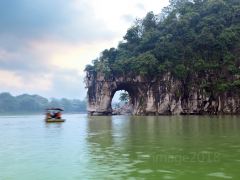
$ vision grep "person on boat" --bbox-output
[46,112,52,119]
[51,111,56,118]
[55,111,62,119]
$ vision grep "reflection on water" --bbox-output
[45,122,64,128]
[0,114,240,179]
[85,116,240,179]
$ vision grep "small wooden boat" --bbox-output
[45,108,65,123]
[45,118,65,123]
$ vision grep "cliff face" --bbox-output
[85,71,240,115]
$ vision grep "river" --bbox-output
[0,114,240,179]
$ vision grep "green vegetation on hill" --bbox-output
[86,0,240,95]
[0,92,86,114]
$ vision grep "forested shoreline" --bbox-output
[0,92,86,114]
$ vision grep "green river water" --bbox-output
[0,114,240,179]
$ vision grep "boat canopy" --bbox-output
[46,108,64,111]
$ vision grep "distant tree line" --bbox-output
[0,92,86,114]
[86,0,240,95]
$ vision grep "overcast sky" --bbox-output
[0,0,169,100]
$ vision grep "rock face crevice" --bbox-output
[85,71,240,115]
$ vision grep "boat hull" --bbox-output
[45,118,65,122]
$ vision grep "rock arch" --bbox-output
[85,73,142,115]
[85,71,170,115]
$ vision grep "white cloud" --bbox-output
[0,70,52,93]
[0,0,169,99]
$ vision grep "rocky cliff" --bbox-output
[85,71,240,115]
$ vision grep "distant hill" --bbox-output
[0,92,86,114]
